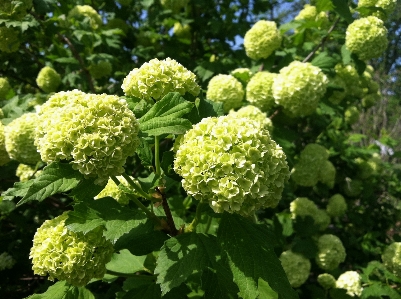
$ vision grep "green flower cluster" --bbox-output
[5,112,41,165]
[95,176,137,205]
[0,77,10,99]
[0,122,10,166]
[316,234,346,271]
[36,66,61,93]
[35,90,140,184]
[68,5,102,29]
[0,0,32,20]
[328,76,347,104]
[326,194,347,218]
[161,0,189,13]
[290,197,330,231]
[0,26,20,53]
[382,242,401,277]
[317,273,336,290]
[279,250,311,288]
[174,115,289,216]
[357,0,397,20]
[243,20,282,60]
[206,74,244,112]
[0,252,15,271]
[228,105,273,131]
[295,4,328,25]
[89,60,112,79]
[16,163,42,182]
[344,106,360,125]
[173,22,191,39]
[30,212,114,286]
[122,58,200,101]
[273,61,328,117]
[230,68,253,84]
[362,92,380,108]
[354,157,378,179]
[291,143,335,187]
[246,71,277,112]
[345,16,388,61]
[336,271,363,297]
[334,64,365,98]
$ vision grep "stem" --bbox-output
[120,173,153,201]
[106,270,156,279]
[154,135,161,177]
[204,216,212,234]
[185,202,204,233]
[156,187,178,236]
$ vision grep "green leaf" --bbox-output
[362,283,401,299]
[106,249,147,274]
[311,52,337,72]
[154,232,218,295]
[33,0,57,14]
[217,213,298,299]
[258,278,278,299]
[346,134,367,143]
[139,92,194,136]
[186,96,224,125]
[331,0,354,23]
[68,177,105,202]
[54,57,79,64]
[65,196,147,242]
[1,180,34,201]
[16,162,83,206]
[26,281,94,299]
[341,44,352,65]
[122,281,190,299]
[136,138,154,167]
[316,0,335,12]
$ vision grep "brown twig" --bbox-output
[156,187,178,236]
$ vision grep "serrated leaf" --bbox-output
[362,283,401,299]
[106,249,147,274]
[316,0,335,12]
[311,52,337,72]
[17,162,83,206]
[139,93,194,136]
[68,177,105,202]
[26,281,94,299]
[1,180,34,201]
[331,0,354,23]
[186,96,224,125]
[154,232,218,295]
[136,138,154,167]
[217,213,298,299]
[258,278,278,299]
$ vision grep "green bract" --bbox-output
[206,74,244,112]
[382,242,401,277]
[0,122,10,166]
[326,194,347,218]
[317,273,336,290]
[228,105,273,131]
[0,77,10,99]
[0,0,32,20]
[68,5,102,29]
[95,176,137,205]
[345,16,388,61]
[35,90,140,184]
[5,112,41,165]
[279,250,311,288]
[161,0,189,13]
[36,66,61,93]
[273,61,328,117]
[230,68,253,84]
[122,58,200,101]
[173,116,289,216]
[16,163,42,182]
[246,71,277,112]
[29,212,114,287]
[336,271,363,297]
[316,234,346,271]
[89,60,112,79]
[243,20,282,60]
[0,26,20,53]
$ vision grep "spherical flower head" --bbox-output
[357,0,397,20]
[16,163,42,182]
[68,5,102,29]
[336,271,363,297]
[326,194,347,218]
[382,242,401,277]
[230,68,253,84]
[174,116,290,216]
[344,106,360,125]
[0,26,20,53]
[228,105,273,131]
[36,66,61,93]
[316,234,346,271]
[362,92,380,108]
[35,90,140,184]
[0,0,32,20]
[0,122,10,166]
[295,4,318,21]
[89,60,112,79]
[161,0,189,13]
[342,178,363,197]
[290,197,319,220]
[279,250,311,288]
[5,113,41,165]
[355,157,377,179]
[315,209,331,231]
[243,20,282,60]
[334,64,364,98]
[122,58,200,101]
[206,74,244,113]
[0,252,16,271]
[318,160,336,188]
[246,71,277,112]
[273,61,328,117]
[29,212,114,286]
[317,273,336,290]
[173,22,191,39]
[0,77,10,99]
[95,176,138,205]
[346,16,388,61]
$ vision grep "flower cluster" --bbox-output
[174,116,289,216]
[334,64,364,98]
[95,176,138,205]
[206,74,244,112]
[173,22,191,39]
[16,163,42,182]
[0,252,15,271]
[0,77,10,99]
[230,68,253,84]
[228,105,273,131]
[161,0,189,13]
[246,71,277,112]
[36,66,61,93]
[279,250,311,288]
[68,5,102,29]
[273,61,328,117]
[295,4,328,25]
[243,20,282,60]
[5,112,41,165]
[357,0,397,20]
[382,242,401,277]
[316,234,346,271]
[89,60,112,79]
[317,273,336,290]
[336,271,363,297]
[30,212,114,286]
[327,76,347,104]
[0,122,10,166]
[290,197,330,231]
[35,90,140,184]
[0,26,20,53]
[0,0,32,20]
[344,106,360,125]
[326,194,347,218]
[122,58,200,101]
[345,16,388,61]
